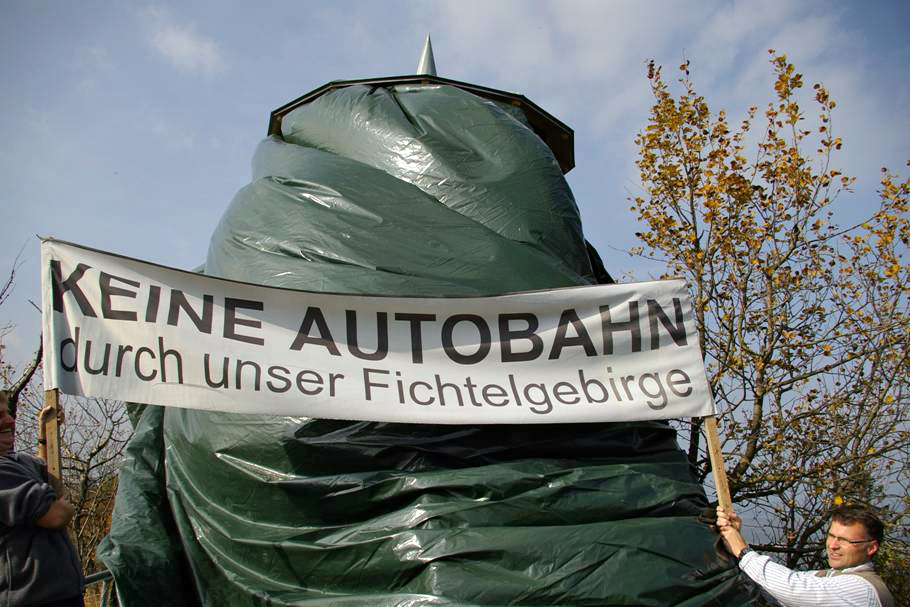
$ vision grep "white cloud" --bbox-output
[142,6,226,76]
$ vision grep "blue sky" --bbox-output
[2,0,908,369]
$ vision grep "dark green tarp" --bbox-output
[99,82,765,606]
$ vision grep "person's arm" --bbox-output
[738,551,880,607]
[0,456,73,530]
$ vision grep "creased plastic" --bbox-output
[99,83,769,605]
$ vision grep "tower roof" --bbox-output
[267,40,575,173]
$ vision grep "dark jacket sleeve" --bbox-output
[0,456,57,527]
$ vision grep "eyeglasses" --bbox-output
[826,532,875,545]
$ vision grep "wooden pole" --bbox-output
[703,415,733,511]
[43,389,62,485]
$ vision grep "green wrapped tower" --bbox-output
[99,39,765,606]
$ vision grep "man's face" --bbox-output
[826,520,878,569]
[0,398,15,455]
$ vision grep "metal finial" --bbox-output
[416,34,437,76]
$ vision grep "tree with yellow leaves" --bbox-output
[632,51,909,590]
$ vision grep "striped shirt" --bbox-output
[739,551,882,607]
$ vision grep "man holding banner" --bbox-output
[716,505,893,607]
[0,394,83,607]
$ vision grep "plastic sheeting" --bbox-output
[99,83,767,606]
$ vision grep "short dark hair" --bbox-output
[831,505,885,543]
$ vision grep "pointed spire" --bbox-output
[416,34,437,76]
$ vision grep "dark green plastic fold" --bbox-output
[99,82,767,606]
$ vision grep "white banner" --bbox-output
[41,239,715,424]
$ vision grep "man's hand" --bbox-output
[716,506,742,531]
[716,505,749,559]
[38,404,65,428]
[36,497,75,530]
